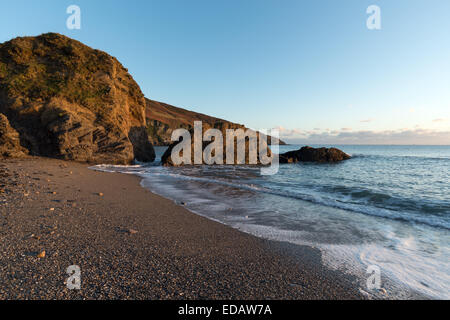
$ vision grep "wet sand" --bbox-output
[0,157,364,300]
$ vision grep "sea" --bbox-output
[93,145,450,299]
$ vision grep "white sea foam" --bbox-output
[91,145,450,299]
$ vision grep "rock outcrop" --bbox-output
[0,113,28,158]
[0,33,155,164]
[161,123,272,166]
[146,99,286,146]
[279,146,351,163]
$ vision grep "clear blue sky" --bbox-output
[1,0,449,144]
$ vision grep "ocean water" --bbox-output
[93,145,450,299]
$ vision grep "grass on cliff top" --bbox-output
[0,33,144,123]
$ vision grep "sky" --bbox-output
[0,0,449,144]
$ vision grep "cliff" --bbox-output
[0,33,155,164]
[145,99,286,146]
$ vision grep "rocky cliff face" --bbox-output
[146,99,286,146]
[161,122,273,166]
[0,33,155,164]
[0,113,28,158]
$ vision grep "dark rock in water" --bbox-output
[279,146,351,163]
[0,33,155,164]
[0,114,28,158]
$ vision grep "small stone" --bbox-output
[128,229,138,235]
[28,234,42,240]
[37,251,46,259]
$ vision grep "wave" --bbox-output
[317,185,449,215]
[120,168,450,231]
[349,154,450,161]
[91,156,450,300]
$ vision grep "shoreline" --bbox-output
[1,157,366,299]
[99,159,432,300]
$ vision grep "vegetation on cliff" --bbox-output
[0,33,154,164]
[146,99,286,146]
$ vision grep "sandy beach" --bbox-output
[0,157,365,300]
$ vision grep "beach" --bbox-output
[0,157,365,300]
[0,1,448,303]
